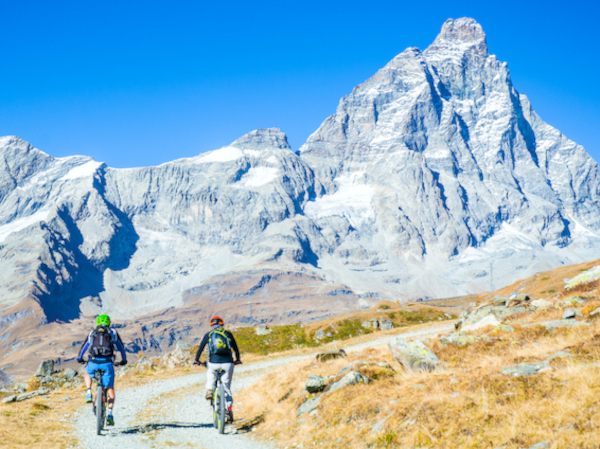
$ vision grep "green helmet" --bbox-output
[96,314,111,327]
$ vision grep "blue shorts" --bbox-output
[86,361,115,388]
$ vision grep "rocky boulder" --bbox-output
[34,360,54,378]
[305,375,328,393]
[296,395,321,416]
[388,338,442,372]
[329,371,369,393]
[255,325,272,336]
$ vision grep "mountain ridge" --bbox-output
[1,17,599,378]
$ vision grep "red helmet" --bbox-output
[210,316,224,326]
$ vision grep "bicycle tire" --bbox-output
[96,385,104,435]
[212,388,218,429]
[218,383,226,434]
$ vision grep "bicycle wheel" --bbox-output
[212,388,219,429]
[218,383,226,434]
[96,385,104,435]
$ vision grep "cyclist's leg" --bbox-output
[102,364,116,412]
[84,362,95,403]
[205,362,216,399]
[221,363,234,407]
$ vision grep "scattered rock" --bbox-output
[305,375,328,393]
[388,337,442,372]
[589,307,600,317]
[2,395,17,404]
[565,266,600,289]
[379,318,394,330]
[559,296,587,307]
[502,351,572,377]
[361,321,371,329]
[316,349,346,363]
[296,395,321,416]
[15,388,50,402]
[530,299,552,309]
[370,319,379,330]
[492,324,515,333]
[255,325,272,336]
[315,330,325,340]
[461,306,528,329]
[439,332,483,346]
[462,314,501,332]
[510,293,530,302]
[34,360,54,378]
[329,371,369,392]
[371,413,393,434]
[492,296,511,306]
[175,340,191,350]
[63,369,77,381]
[502,362,550,377]
[562,308,581,320]
[526,441,549,449]
[527,320,588,331]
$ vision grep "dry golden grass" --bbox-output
[0,389,79,448]
[235,286,600,449]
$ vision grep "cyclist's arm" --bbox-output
[77,332,92,361]
[228,332,241,363]
[113,330,128,363]
[194,334,209,363]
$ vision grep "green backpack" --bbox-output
[208,327,232,357]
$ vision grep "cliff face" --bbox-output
[1,18,599,376]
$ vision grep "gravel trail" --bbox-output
[74,323,452,448]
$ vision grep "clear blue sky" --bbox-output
[1,0,599,167]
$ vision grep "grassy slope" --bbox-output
[235,259,600,449]
[1,258,599,448]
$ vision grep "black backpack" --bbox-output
[89,326,114,358]
[208,327,232,357]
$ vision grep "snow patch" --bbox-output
[198,146,243,163]
[61,161,101,180]
[305,173,375,227]
[0,211,49,242]
[240,167,279,187]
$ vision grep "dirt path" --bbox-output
[74,324,452,448]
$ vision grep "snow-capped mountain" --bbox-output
[1,18,599,376]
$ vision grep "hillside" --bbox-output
[2,257,600,447]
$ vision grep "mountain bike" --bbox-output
[211,367,227,434]
[195,360,242,434]
[92,368,108,435]
[80,359,122,435]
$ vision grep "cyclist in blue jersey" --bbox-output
[77,314,127,426]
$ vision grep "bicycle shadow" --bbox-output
[120,421,213,435]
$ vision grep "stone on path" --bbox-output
[35,360,54,378]
[388,337,442,372]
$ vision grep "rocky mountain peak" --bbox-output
[230,127,291,152]
[426,17,488,56]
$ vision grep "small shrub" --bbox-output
[379,304,391,310]
[540,276,549,281]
